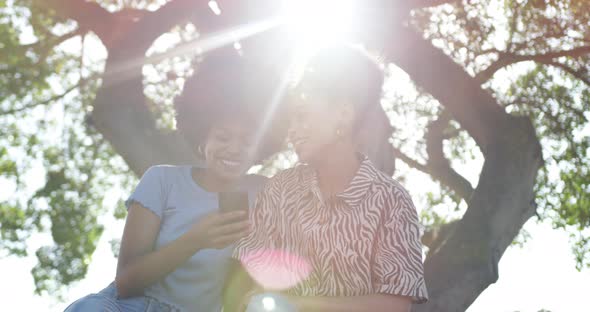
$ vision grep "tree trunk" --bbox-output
[89,50,197,176]
[415,117,542,311]
[380,26,544,312]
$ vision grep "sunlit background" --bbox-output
[0,0,589,311]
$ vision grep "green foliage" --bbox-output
[143,23,199,131]
[411,0,590,269]
[502,65,590,268]
[0,0,134,296]
[0,202,27,256]
[0,0,75,108]
[112,199,128,220]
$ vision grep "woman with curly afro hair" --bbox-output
[64,49,287,312]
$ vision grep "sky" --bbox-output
[2,1,589,311]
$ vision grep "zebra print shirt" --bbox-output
[233,157,428,303]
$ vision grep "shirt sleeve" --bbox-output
[373,186,429,303]
[125,166,166,219]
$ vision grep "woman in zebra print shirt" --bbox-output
[225,45,428,312]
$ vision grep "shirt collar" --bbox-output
[301,155,378,209]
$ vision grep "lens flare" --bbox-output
[262,296,276,311]
[240,249,312,290]
[281,0,357,46]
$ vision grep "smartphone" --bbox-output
[218,192,249,214]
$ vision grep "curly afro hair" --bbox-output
[175,48,288,163]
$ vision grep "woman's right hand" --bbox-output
[186,211,250,250]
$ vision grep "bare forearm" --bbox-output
[116,234,199,298]
[290,294,411,312]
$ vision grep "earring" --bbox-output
[196,145,204,157]
[335,128,342,138]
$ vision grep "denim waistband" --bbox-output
[101,282,182,312]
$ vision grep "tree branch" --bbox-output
[84,0,271,176]
[117,0,281,53]
[382,23,543,312]
[383,26,506,152]
[33,0,205,52]
[425,112,474,200]
[392,148,474,200]
[422,220,459,251]
[20,28,87,51]
[122,0,214,51]
[475,46,590,83]
[408,0,458,10]
[34,0,113,43]
[0,80,82,115]
[391,114,474,200]
[0,28,87,77]
[392,147,429,172]
[544,61,590,87]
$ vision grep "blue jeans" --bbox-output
[64,283,181,312]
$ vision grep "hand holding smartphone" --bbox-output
[219,192,249,214]
[187,192,250,250]
[213,191,250,245]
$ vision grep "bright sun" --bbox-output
[281,0,358,47]
[192,0,359,59]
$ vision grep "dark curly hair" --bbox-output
[175,48,288,163]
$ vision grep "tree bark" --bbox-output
[425,111,474,200]
[86,0,285,176]
[381,25,544,312]
[415,118,542,311]
[89,50,197,176]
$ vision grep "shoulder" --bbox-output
[241,167,304,194]
[244,173,269,185]
[254,164,309,199]
[367,166,416,212]
[375,171,412,197]
[242,174,270,194]
[139,164,186,184]
[267,164,308,189]
[142,164,184,173]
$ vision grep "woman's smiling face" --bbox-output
[202,117,257,182]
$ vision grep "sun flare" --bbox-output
[281,0,358,47]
